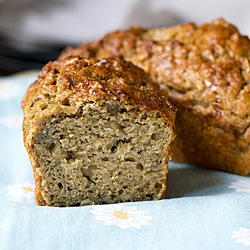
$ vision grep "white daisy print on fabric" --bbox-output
[0,81,21,101]
[5,182,34,201]
[229,180,250,194]
[232,227,250,246]
[91,204,153,229]
[1,115,23,128]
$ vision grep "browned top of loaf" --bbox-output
[60,19,250,135]
[22,57,176,124]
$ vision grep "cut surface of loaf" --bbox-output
[22,57,176,206]
[60,18,250,175]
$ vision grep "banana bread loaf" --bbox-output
[60,18,250,175]
[22,57,176,206]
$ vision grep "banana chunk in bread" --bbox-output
[22,57,176,206]
[60,19,250,175]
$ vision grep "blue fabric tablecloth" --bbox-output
[0,72,250,250]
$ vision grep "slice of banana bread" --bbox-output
[60,18,250,175]
[22,57,176,206]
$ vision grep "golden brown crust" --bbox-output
[172,106,250,175]
[60,27,146,60]
[22,57,175,124]
[60,18,250,175]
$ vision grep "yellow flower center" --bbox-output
[21,186,34,192]
[0,83,3,90]
[113,210,130,219]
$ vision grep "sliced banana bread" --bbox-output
[22,57,176,206]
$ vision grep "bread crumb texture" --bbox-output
[22,57,176,206]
